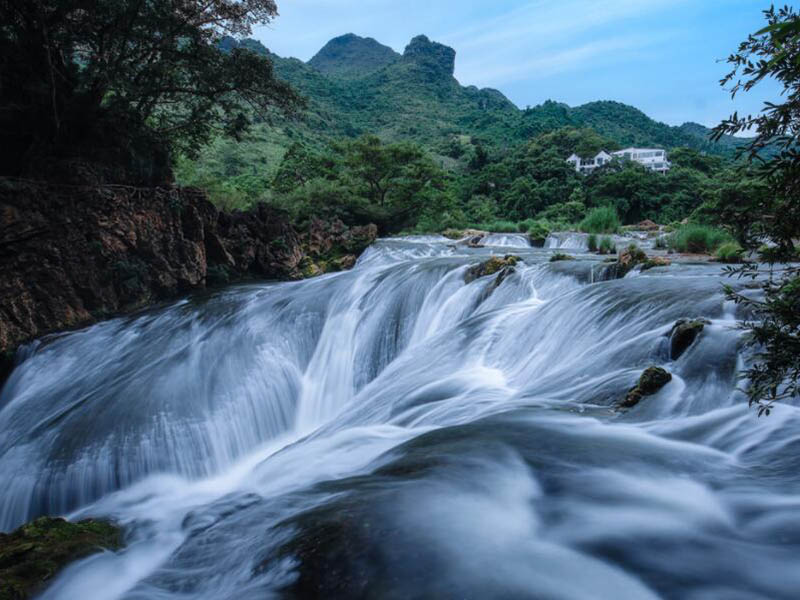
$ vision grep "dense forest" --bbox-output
[174,33,765,241]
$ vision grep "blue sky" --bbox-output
[253,0,781,129]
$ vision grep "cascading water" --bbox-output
[1,236,799,599]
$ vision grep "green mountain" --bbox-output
[238,33,742,154]
[182,34,746,208]
[308,33,399,78]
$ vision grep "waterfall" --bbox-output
[1,237,798,600]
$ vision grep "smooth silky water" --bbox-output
[1,235,798,599]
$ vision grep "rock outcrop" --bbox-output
[464,255,520,284]
[668,318,710,360]
[0,516,122,599]
[402,35,456,78]
[620,366,672,408]
[0,180,376,358]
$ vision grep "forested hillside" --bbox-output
[177,33,754,234]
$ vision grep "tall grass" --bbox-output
[587,233,598,252]
[579,206,621,234]
[670,224,732,253]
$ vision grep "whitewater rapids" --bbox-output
[0,236,798,599]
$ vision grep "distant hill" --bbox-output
[308,34,399,78]
[198,34,745,191]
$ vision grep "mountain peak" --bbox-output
[308,34,399,78]
[403,35,456,77]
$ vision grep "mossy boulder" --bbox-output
[549,253,575,262]
[620,366,672,408]
[668,318,710,360]
[0,516,123,599]
[464,255,520,284]
[641,256,672,271]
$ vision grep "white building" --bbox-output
[566,148,670,174]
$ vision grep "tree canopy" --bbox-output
[0,0,302,184]
[713,5,800,413]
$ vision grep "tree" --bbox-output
[0,0,303,184]
[712,6,800,413]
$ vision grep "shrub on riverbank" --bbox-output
[580,206,620,234]
[527,220,553,246]
[598,236,616,254]
[670,224,732,253]
[716,242,744,263]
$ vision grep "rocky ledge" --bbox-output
[0,516,122,599]
[0,180,377,366]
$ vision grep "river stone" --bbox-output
[0,516,123,599]
[620,366,672,408]
[464,255,520,284]
[669,318,710,360]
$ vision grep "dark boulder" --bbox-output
[620,366,672,408]
[668,318,710,360]
[0,516,122,599]
[464,255,519,284]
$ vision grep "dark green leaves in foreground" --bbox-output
[0,0,303,184]
[714,5,800,412]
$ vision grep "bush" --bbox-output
[587,233,598,252]
[471,220,518,233]
[598,236,616,255]
[517,218,537,233]
[539,201,586,224]
[527,220,552,246]
[670,224,732,254]
[579,206,621,234]
[716,242,744,263]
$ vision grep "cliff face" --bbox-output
[0,180,376,362]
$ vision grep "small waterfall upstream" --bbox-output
[1,236,799,599]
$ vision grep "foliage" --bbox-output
[669,224,732,254]
[598,236,616,255]
[712,5,800,411]
[579,206,620,234]
[0,0,302,184]
[470,220,518,233]
[273,135,448,233]
[587,234,598,252]
[715,242,744,263]
[527,220,553,246]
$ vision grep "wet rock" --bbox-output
[641,256,672,271]
[668,318,710,360]
[620,366,672,408]
[0,516,123,599]
[549,253,575,262]
[464,255,519,284]
[635,219,659,231]
[0,181,377,355]
[609,244,652,278]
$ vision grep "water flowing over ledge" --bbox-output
[1,236,798,599]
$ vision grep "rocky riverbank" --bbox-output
[0,179,376,367]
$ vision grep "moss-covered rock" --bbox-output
[641,256,672,271]
[464,255,520,283]
[0,516,123,600]
[668,318,710,360]
[549,253,575,262]
[620,366,672,408]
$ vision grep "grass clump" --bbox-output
[579,206,621,234]
[598,236,616,255]
[471,220,518,233]
[587,233,598,252]
[670,224,732,254]
[550,253,575,262]
[527,220,552,247]
[716,242,744,263]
